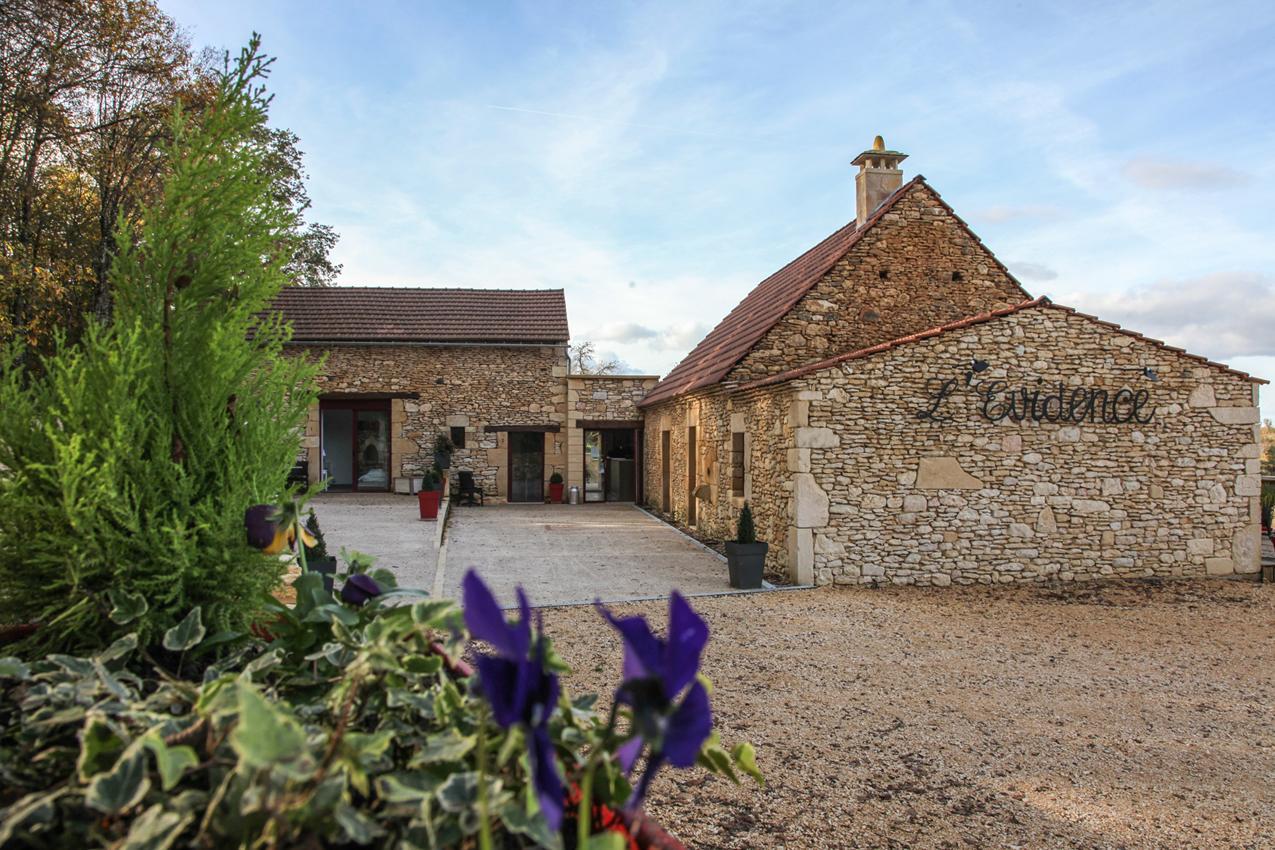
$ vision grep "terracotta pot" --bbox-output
[418,489,441,520]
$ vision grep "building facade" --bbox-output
[273,287,655,503]
[638,139,1265,584]
[273,138,1264,585]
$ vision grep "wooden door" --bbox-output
[661,430,671,512]
[686,426,697,525]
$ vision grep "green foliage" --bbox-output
[549,472,564,485]
[736,502,757,544]
[0,41,321,652]
[1261,483,1273,528]
[304,509,329,561]
[0,588,760,849]
[435,433,456,454]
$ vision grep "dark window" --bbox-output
[450,426,466,448]
[731,432,745,496]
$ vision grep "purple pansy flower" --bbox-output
[597,592,712,808]
[462,570,564,831]
[340,573,382,606]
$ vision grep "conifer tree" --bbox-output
[0,38,320,652]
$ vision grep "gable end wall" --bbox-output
[728,183,1028,384]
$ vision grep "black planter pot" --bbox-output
[309,556,338,594]
[724,542,768,589]
[434,451,452,470]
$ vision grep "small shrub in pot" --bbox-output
[549,471,565,503]
[303,509,337,593]
[725,502,767,589]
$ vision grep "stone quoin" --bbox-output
[270,137,1265,586]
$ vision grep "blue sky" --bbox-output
[164,0,1275,419]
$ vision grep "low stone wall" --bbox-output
[795,307,1262,585]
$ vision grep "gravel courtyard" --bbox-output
[541,579,1275,850]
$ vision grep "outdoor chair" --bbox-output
[457,470,484,506]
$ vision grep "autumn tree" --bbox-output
[0,0,339,355]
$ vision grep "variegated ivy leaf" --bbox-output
[0,656,30,680]
[118,803,194,850]
[85,744,150,814]
[415,728,475,764]
[108,589,149,625]
[229,682,307,770]
[143,732,199,791]
[436,771,478,813]
[162,608,205,652]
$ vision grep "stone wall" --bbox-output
[795,306,1263,585]
[728,182,1028,384]
[293,343,569,499]
[641,385,794,576]
[566,375,658,496]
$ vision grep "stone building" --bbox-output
[638,138,1266,584]
[272,287,656,502]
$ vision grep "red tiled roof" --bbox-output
[270,287,569,344]
[639,175,1030,408]
[737,297,1267,390]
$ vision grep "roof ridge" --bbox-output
[277,286,566,294]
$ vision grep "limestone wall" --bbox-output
[566,375,659,496]
[728,182,1028,384]
[293,343,569,499]
[641,386,794,576]
[795,307,1263,585]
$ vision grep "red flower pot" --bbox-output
[549,482,565,503]
[418,489,441,520]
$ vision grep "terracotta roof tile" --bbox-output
[737,297,1267,390]
[639,175,1027,408]
[270,287,569,344]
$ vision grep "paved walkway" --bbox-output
[442,503,730,607]
[309,493,437,591]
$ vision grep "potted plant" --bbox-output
[548,471,565,503]
[303,509,337,594]
[724,502,767,589]
[418,468,442,519]
[434,433,455,470]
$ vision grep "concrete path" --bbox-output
[442,503,730,607]
[309,493,438,591]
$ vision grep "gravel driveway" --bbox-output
[541,579,1275,849]
[442,503,732,606]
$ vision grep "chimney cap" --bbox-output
[852,135,907,167]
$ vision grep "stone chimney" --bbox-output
[852,135,907,227]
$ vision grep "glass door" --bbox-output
[508,432,544,502]
[320,400,391,492]
[604,429,636,502]
[321,409,354,488]
[584,430,604,502]
[355,410,389,491]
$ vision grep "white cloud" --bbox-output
[1123,158,1248,191]
[1064,272,1275,360]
